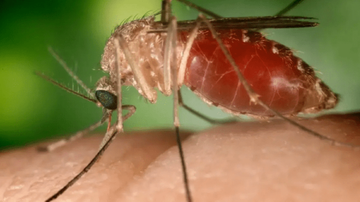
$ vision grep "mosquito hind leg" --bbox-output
[178,89,236,125]
[175,1,358,149]
[177,0,304,20]
[273,0,305,17]
[254,0,305,32]
[175,14,235,125]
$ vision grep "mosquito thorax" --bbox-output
[100,16,159,102]
[99,16,185,104]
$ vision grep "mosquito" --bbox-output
[36,0,360,201]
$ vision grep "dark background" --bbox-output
[1,0,359,150]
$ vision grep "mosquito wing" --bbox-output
[150,16,318,32]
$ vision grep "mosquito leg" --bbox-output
[163,1,193,199]
[45,38,138,201]
[97,39,138,151]
[38,119,104,152]
[175,15,233,125]
[177,17,200,87]
[169,18,180,128]
[274,0,305,17]
[176,0,222,19]
[161,0,171,23]
[98,106,136,150]
[114,37,124,132]
[97,36,123,153]
[45,105,134,202]
[165,13,193,201]
[163,6,174,95]
[113,35,156,103]
[178,90,236,125]
[98,33,137,150]
[161,0,171,95]
[121,105,137,121]
[197,14,360,149]
[254,0,305,32]
[48,47,93,98]
[176,0,304,20]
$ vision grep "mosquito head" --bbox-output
[95,90,117,110]
[95,76,118,110]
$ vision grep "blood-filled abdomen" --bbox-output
[181,29,338,116]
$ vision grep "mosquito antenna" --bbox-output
[35,71,97,104]
[48,47,94,98]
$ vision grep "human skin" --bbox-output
[1,112,360,202]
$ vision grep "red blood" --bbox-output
[181,29,319,116]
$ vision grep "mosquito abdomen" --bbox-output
[181,29,338,116]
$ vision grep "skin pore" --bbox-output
[1,112,359,202]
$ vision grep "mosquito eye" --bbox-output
[95,90,117,110]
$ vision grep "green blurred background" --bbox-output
[0,0,359,150]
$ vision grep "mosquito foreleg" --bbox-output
[114,35,156,103]
[97,39,138,151]
[98,106,136,151]
[114,38,124,132]
[121,105,136,121]
[198,14,360,150]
